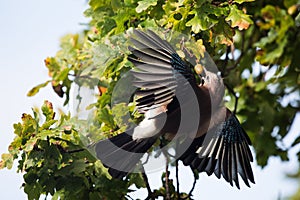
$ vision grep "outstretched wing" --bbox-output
[128,29,196,114]
[180,112,255,189]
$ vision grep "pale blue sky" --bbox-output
[0,1,299,199]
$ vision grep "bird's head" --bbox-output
[194,63,225,105]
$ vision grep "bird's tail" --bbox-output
[95,131,157,179]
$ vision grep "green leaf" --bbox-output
[27,81,50,97]
[111,0,122,12]
[55,68,70,81]
[212,19,235,45]
[129,173,146,189]
[98,107,116,129]
[24,182,42,200]
[136,0,158,13]
[186,15,202,33]
[256,36,288,65]
[89,0,110,10]
[234,0,255,4]
[13,122,23,136]
[254,81,267,92]
[225,5,253,30]
[95,160,112,180]
[283,0,299,9]
[111,103,130,128]
[57,159,87,175]
[186,6,219,33]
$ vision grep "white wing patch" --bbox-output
[132,106,167,140]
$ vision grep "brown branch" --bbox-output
[126,194,134,200]
[161,146,170,200]
[142,172,154,200]
[141,164,154,200]
[164,153,170,200]
[182,167,198,200]
[221,46,231,76]
[223,31,246,77]
[66,148,85,154]
[176,159,180,199]
[188,173,197,198]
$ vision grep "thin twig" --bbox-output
[125,194,134,200]
[188,173,197,198]
[225,83,239,115]
[66,148,85,154]
[141,153,150,165]
[224,31,246,77]
[230,44,235,61]
[221,46,231,76]
[165,156,170,200]
[182,167,198,200]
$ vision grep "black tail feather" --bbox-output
[95,132,157,179]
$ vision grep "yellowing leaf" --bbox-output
[27,81,50,97]
[215,34,233,46]
[136,0,158,13]
[0,153,13,169]
[234,0,255,4]
[225,5,253,30]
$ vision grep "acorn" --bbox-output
[194,63,204,75]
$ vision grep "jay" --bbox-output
[95,29,255,189]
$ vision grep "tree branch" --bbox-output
[182,167,198,199]
[126,194,134,200]
[160,140,171,200]
[176,159,180,199]
[164,151,170,200]
[225,82,239,115]
[223,31,246,77]
[142,170,154,200]
[221,46,231,76]
[188,172,197,198]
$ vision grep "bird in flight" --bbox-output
[95,29,255,189]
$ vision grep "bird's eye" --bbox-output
[206,75,210,82]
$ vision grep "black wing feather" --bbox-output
[128,29,196,113]
[179,113,254,188]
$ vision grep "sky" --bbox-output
[0,1,299,199]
